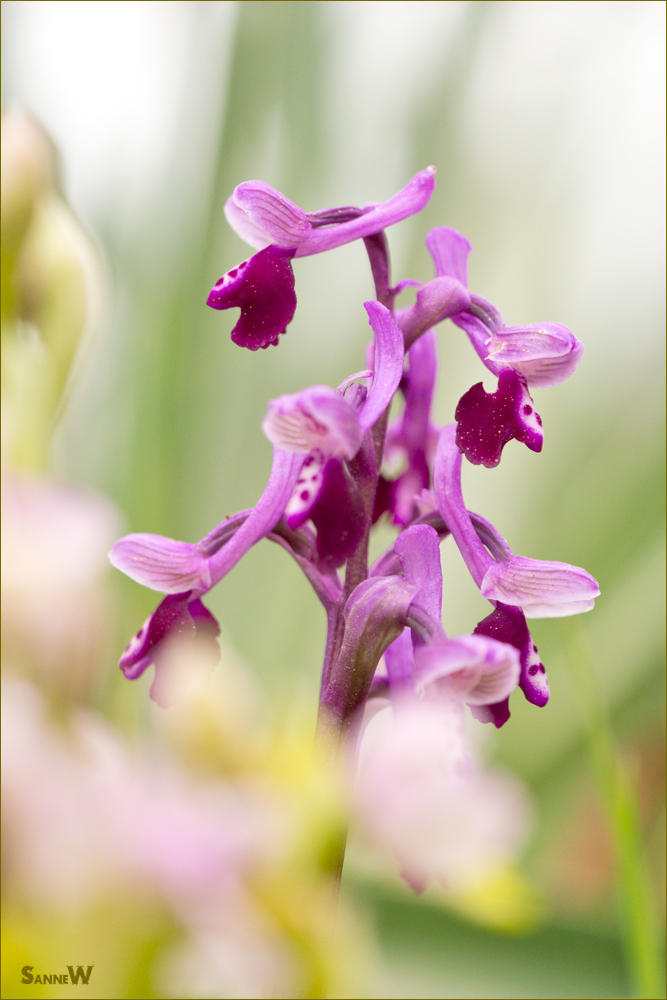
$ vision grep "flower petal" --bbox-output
[109,535,211,594]
[119,594,221,705]
[415,635,520,706]
[358,302,405,432]
[395,524,443,623]
[425,226,472,286]
[284,450,327,530]
[262,385,362,458]
[481,557,600,618]
[119,592,195,678]
[293,167,437,256]
[397,276,471,347]
[206,245,296,350]
[474,602,549,709]
[310,458,366,570]
[433,424,493,588]
[226,180,312,248]
[455,369,543,468]
[486,322,584,387]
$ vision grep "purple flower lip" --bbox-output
[118,592,221,706]
[474,602,549,712]
[454,368,543,468]
[206,244,297,351]
[225,168,437,256]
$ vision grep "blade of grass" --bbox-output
[562,620,664,1000]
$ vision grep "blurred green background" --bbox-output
[2,2,664,996]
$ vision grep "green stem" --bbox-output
[562,622,664,1000]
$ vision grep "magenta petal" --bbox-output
[474,602,549,708]
[310,458,366,570]
[395,524,443,622]
[470,698,511,728]
[263,386,362,459]
[119,593,221,705]
[486,322,584,387]
[425,226,472,286]
[455,369,543,468]
[119,592,195,680]
[293,167,437,257]
[359,302,405,433]
[384,627,415,689]
[433,424,493,588]
[228,181,311,248]
[284,450,326,530]
[397,276,471,347]
[109,534,211,594]
[414,635,520,705]
[206,245,297,351]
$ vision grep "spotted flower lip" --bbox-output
[206,244,297,351]
[225,168,437,256]
[433,423,600,618]
[425,226,584,388]
[118,591,221,705]
[474,602,549,711]
[454,368,543,468]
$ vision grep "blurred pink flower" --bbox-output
[1,471,121,699]
[353,699,532,893]
[1,676,304,998]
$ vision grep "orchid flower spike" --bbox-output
[110,302,404,690]
[207,168,436,350]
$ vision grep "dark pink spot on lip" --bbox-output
[523,404,532,415]
[300,491,310,501]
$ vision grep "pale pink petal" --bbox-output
[481,556,600,618]
[109,535,211,594]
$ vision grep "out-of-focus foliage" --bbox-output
[2,2,664,997]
